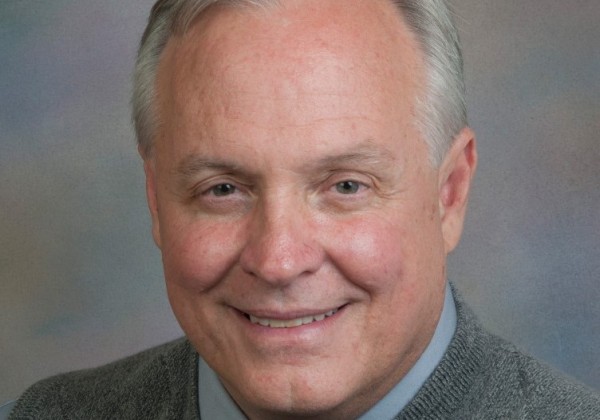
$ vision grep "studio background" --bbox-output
[1,0,598,401]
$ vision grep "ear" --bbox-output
[438,127,477,254]
[142,156,163,249]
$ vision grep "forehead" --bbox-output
[154,0,426,161]
[159,0,423,94]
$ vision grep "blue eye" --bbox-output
[211,183,236,196]
[335,181,360,194]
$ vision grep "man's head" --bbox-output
[136,0,476,418]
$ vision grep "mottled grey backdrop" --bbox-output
[1,0,598,401]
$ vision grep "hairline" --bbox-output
[133,0,467,167]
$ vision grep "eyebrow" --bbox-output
[175,156,247,178]
[173,140,399,182]
[302,143,398,173]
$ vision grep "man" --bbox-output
[5,0,599,418]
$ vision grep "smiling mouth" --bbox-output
[245,308,339,329]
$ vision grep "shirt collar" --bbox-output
[357,282,457,419]
[198,283,457,420]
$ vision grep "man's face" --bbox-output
[145,0,474,418]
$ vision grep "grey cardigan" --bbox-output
[10,296,600,419]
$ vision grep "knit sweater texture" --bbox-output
[9,297,600,419]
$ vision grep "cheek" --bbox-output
[159,218,243,292]
[325,216,406,290]
[325,208,444,292]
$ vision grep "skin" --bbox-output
[143,0,477,418]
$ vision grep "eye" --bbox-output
[335,180,361,194]
[210,183,237,196]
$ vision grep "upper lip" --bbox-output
[235,305,345,320]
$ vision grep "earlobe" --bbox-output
[438,127,477,254]
[143,160,163,249]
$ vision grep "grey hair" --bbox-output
[132,0,467,165]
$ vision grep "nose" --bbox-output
[239,198,324,286]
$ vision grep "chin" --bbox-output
[220,364,379,420]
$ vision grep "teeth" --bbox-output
[249,308,338,328]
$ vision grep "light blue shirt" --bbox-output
[0,402,13,420]
[1,285,456,420]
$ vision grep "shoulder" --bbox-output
[480,335,600,419]
[9,338,199,420]
[450,298,600,419]
[399,292,600,420]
